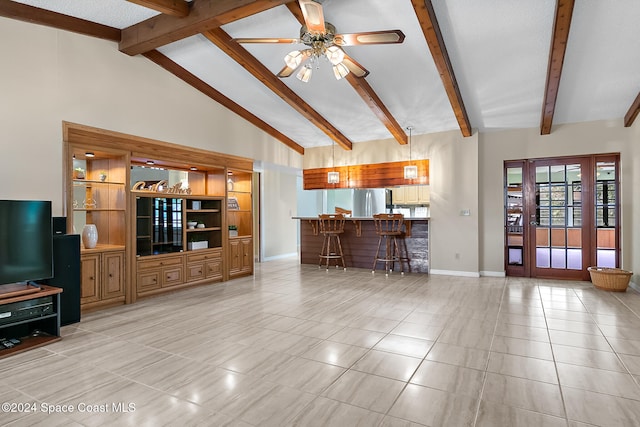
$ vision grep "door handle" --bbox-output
[529,221,538,226]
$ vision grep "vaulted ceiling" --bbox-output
[3,0,640,156]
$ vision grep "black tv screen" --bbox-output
[0,200,53,285]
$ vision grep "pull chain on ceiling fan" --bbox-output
[232,0,405,83]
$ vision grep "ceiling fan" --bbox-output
[232,0,405,82]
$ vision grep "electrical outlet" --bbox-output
[460,209,471,216]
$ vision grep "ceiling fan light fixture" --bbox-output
[284,50,304,69]
[296,65,313,83]
[332,62,350,80]
[325,45,344,65]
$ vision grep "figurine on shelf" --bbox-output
[99,171,107,182]
[73,167,85,179]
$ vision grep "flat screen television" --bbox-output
[0,200,53,286]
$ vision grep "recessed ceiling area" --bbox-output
[5,0,640,152]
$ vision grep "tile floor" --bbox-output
[2,259,640,426]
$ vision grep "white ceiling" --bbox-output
[11,0,640,150]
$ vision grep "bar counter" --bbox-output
[294,216,429,273]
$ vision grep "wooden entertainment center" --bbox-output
[63,122,254,311]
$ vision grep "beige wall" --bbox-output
[479,120,639,282]
[304,130,481,276]
[0,18,302,216]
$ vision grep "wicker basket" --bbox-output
[588,267,633,292]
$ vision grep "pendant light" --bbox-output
[327,141,339,184]
[404,126,418,180]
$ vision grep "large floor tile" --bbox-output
[482,372,565,417]
[556,362,640,400]
[552,344,626,372]
[388,383,478,426]
[352,349,421,381]
[410,360,484,397]
[322,370,406,413]
[563,386,640,426]
[475,400,567,427]
[491,335,553,360]
[487,352,558,384]
[373,333,434,358]
[425,342,490,370]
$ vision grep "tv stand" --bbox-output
[0,285,62,359]
[0,282,41,299]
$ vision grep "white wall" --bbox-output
[0,18,302,217]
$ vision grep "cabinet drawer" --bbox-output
[163,267,183,287]
[186,250,221,263]
[206,259,223,279]
[137,271,161,292]
[186,263,206,282]
[138,256,183,270]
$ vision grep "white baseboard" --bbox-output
[262,253,298,262]
[430,269,481,278]
[480,271,506,277]
[629,280,640,293]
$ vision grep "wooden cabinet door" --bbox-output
[80,254,100,304]
[392,187,405,204]
[418,185,430,204]
[229,240,241,274]
[405,186,419,204]
[240,238,253,273]
[102,251,125,300]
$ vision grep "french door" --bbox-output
[504,155,619,280]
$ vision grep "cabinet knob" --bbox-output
[89,276,94,280]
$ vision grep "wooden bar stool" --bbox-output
[372,213,404,276]
[318,214,346,271]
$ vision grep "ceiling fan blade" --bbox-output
[341,53,369,78]
[299,0,326,34]
[232,38,299,44]
[334,30,405,46]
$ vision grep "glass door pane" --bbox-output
[534,163,582,272]
[505,167,524,267]
[595,161,617,267]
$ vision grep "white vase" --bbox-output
[82,224,98,249]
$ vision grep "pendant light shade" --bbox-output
[404,165,418,180]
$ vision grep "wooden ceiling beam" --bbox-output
[203,28,353,150]
[0,1,120,41]
[120,0,296,56]
[540,0,575,135]
[411,0,472,137]
[126,0,190,18]
[624,91,640,127]
[286,2,407,145]
[142,50,305,155]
